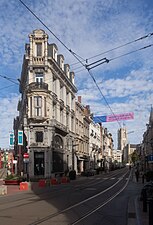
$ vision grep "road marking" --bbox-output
[85,188,96,191]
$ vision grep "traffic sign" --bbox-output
[23,153,29,158]
[18,130,23,145]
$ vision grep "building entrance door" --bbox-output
[53,151,63,173]
[34,152,44,176]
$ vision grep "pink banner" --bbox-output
[106,112,134,122]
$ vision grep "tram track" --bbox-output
[26,169,130,225]
[0,168,131,225]
[0,167,127,208]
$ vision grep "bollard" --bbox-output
[149,199,153,225]
[142,188,147,212]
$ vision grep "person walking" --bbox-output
[135,168,140,182]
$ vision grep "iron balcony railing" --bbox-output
[27,82,48,91]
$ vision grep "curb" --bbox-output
[127,196,136,225]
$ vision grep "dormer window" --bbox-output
[53,49,57,61]
[57,54,64,70]
[64,64,70,78]
[61,58,64,70]
[48,44,58,61]
[70,72,74,84]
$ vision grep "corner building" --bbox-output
[18,29,77,178]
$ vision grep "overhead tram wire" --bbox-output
[0,74,19,85]
[0,84,16,91]
[18,0,153,129]
[75,44,153,73]
[18,0,86,68]
[86,43,153,70]
[70,32,153,68]
[87,69,122,128]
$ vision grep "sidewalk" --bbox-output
[127,175,149,225]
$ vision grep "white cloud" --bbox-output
[0,95,19,149]
[0,0,153,148]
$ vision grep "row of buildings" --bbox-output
[136,108,153,172]
[0,150,14,173]
[12,29,134,179]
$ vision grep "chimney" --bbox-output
[78,96,81,103]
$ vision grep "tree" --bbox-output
[130,150,139,165]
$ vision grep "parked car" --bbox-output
[81,169,96,177]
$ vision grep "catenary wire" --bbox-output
[17,0,153,129]
[87,69,122,127]
[0,84,16,91]
[18,0,86,67]
[0,74,19,85]
[70,32,153,67]
[86,44,153,70]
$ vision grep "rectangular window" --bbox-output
[36,131,43,142]
[71,116,74,132]
[60,85,63,100]
[66,92,69,106]
[53,103,56,119]
[53,78,56,93]
[60,109,63,123]
[66,113,69,127]
[34,96,42,116]
[35,74,43,83]
[30,97,32,117]
[36,43,42,56]
[44,97,47,117]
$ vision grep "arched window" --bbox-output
[54,135,63,149]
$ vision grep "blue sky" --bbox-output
[0,0,153,148]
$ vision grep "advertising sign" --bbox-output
[93,112,134,123]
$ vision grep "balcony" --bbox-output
[59,99,64,108]
[51,92,58,102]
[27,82,48,92]
[71,109,75,115]
[66,105,70,112]
[33,56,44,65]
[52,119,68,136]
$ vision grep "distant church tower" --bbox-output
[118,126,127,152]
[149,106,153,125]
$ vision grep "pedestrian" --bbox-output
[142,171,145,184]
[135,168,139,182]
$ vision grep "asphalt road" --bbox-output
[0,168,135,225]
